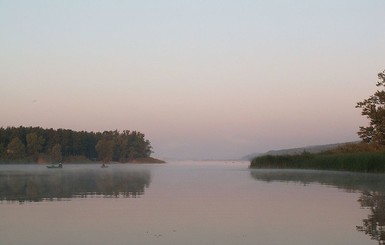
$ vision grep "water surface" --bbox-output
[0,162,383,245]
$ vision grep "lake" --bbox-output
[0,161,384,245]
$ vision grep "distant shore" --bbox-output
[249,151,385,173]
[128,157,166,164]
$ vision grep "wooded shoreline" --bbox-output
[0,126,164,164]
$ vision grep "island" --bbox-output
[0,126,165,164]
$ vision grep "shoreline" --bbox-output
[249,151,385,173]
[0,156,166,165]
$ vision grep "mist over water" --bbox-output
[0,162,383,245]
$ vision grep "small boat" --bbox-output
[47,163,63,169]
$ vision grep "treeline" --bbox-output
[0,126,153,163]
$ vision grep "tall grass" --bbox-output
[250,151,385,173]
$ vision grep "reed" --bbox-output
[249,151,385,173]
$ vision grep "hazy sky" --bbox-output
[1,0,385,159]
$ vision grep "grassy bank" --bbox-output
[249,151,385,173]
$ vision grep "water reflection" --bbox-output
[250,170,385,244]
[357,191,385,245]
[0,167,151,203]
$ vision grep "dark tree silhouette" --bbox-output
[356,70,385,146]
[0,126,153,163]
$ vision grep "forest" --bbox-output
[0,126,153,163]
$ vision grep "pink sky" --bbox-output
[1,1,384,159]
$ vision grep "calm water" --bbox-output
[0,161,384,245]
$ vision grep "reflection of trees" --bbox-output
[357,191,385,245]
[249,170,385,193]
[250,170,385,244]
[0,169,151,203]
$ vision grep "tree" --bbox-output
[50,144,62,162]
[0,143,5,159]
[26,132,45,156]
[356,70,385,145]
[113,134,129,162]
[7,137,26,159]
[95,139,114,163]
